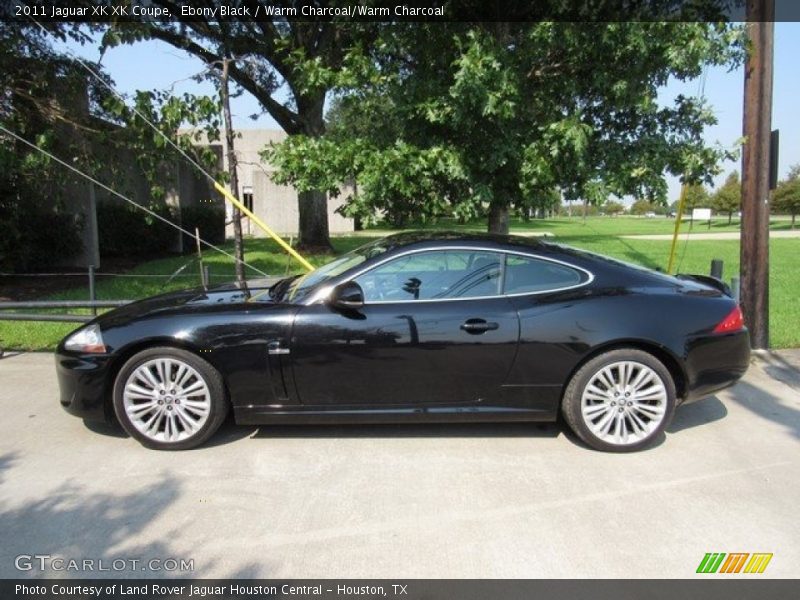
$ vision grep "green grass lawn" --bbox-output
[1,217,797,350]
[393,214,795,236]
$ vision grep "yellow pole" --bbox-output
[666,183,689,274]
[213,181,315,272]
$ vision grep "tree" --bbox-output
[99,6,378,252]
[711,171,741,224]
[0,23,113,270]
[604,200,625,216]
[269,16,744,234]
[220,56,246,288]
[682,183,712,211]
[631,199,658,216]
[772,165,800,229]
[517,188,561,220]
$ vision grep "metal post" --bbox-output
[740,0,774,349]
[195,227,206,290]
[731,276,741,304]
[710,259,723,280]
[203,265,210,288]
[88,264,96,315]
[87,183,100,269]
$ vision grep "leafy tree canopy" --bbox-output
[772,165,800,228]
[604,200,626,215]
[95,4,380,249]
[682,183,712,210]
[268,16,745,232]
[711,171,740,223]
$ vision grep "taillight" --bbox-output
[713,305,745,334]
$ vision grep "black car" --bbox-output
[56,232,750,452]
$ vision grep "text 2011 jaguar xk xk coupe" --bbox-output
[56,232,750,452]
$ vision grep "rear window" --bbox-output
[503,255,584,294]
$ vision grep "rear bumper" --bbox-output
[682,329,751,403]
[55,351,113,423]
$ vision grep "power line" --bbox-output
[27,17,315,274]
[0,124,269,278]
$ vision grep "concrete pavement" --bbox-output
[0,351,798,579]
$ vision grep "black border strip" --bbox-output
[4,579,799,600]
[3,0,799,24]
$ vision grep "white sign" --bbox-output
[692,208,712,221]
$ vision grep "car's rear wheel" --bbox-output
[113,347,227,450]
[561,348,676,452]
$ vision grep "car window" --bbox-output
[355,250,503,302]
[503,255,583,294]
[284,238,395,302]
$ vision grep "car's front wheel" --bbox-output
[113,347,228,450]
[561,348,676,452]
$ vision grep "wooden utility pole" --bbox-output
[220,54,246,289]
[740,0,774,349]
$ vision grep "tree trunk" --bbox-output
[792,213,796,229]
[296,95,333,253]
[220,56,246,289]
[729,212,733,225]
[391,212,407,229]
[488,203,509,234]
[297,190,333,254]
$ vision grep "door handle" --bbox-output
[460,318,499,334]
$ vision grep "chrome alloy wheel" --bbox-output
[122,358,211,443]
[580,360,668,446]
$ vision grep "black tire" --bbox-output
[561,348,676,452]
[113,346,228,450]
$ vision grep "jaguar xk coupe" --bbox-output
[56,232,750,452]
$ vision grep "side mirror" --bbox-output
[328,281,365,310]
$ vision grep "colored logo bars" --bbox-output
[697,553,773,574]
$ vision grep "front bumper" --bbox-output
[55,351,113,423]
[683,329,751,403]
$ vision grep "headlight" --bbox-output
[63,323,106,353]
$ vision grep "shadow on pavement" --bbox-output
[667,396,728,433]
[251,421,560,440]
[727,379,800,440]
[83,419,127,438]
[0,474,199,578]
[761,352,800,392]
[204,416,260,448]
[81,412,260,447]
[0,452,18,485]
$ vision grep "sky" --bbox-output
[58,22,800,204]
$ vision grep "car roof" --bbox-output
[379,230,548,253]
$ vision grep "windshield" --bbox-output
[282,238,394,303]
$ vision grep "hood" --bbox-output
[94,278,282,327]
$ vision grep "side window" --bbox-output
[503,255,584,294]
[355,250,503,302]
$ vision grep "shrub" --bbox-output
[0,196,83,272]
[96,201,177,257]
[179,204,225,252]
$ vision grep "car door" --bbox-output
[288,249,520,407]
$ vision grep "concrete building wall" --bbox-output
[220,129,355,237]
[59,127,353,267]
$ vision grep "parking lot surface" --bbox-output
[1,351,798,578]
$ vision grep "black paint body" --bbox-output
[56,233,750,427]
